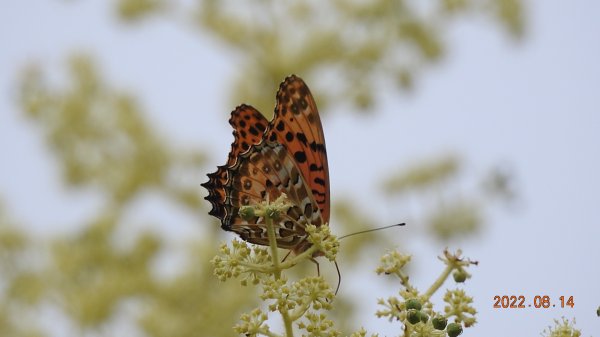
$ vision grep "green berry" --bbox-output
[432,317,448,330]
[420,312,429,323]
[453,271,467,283]
[266,207,281,220]
[446,323,463,337]
[406,309,421,324]
[405,298,422,310]
[238,207,255,220]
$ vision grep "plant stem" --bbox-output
[265,214,294,337]
[423,264,453,301]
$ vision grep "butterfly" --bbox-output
[202,75,330,255]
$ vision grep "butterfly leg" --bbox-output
[334,260,341,295]
[309,257,321,277]
[281,250,292,263]
[309,259,341,297]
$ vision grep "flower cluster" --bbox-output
[305,224,339,262]
[211,196,358,337]
[443,289,477,328]
[212,196,482,337]
[211,239,271,285]
[375,249,478,337]
[541,317,581,337]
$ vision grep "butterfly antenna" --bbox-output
[338,223,406,240]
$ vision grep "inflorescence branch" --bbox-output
[212,194,478,337]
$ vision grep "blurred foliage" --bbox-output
[3,0,526,336]
[115,0,524,114]
[116,0,166,21]
[0,201,45,337]
[382,155,460,194]
[19,56,201,205]
[427,201,482,240]
[140,246,256,337]
[381,155,514,240]
[193,0,525,114]
[52,213,158,327]
[9,56,257,336]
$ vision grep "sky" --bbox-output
[1,1,599,336]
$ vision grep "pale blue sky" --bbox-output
[1,1,599,336]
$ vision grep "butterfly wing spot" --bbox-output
[294,151,307,163]
[285,132,294,142]
[249,125,261,136]
[304,203,313,219]
[296,132,308,145]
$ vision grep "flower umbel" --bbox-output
[541,317,581,337]
[233,308,270,336]
[211,239,271,285]
[306,224,339,261]
[375,250,411,276]
[297,312,340,337]
[443,289,477,327]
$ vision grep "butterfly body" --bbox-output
[202,75,330,255]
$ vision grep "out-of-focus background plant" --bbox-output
[1,1,597,336]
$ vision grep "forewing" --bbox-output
[266,75,330,224]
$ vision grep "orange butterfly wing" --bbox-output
[203,75,329,253]
[266,76,330,224]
